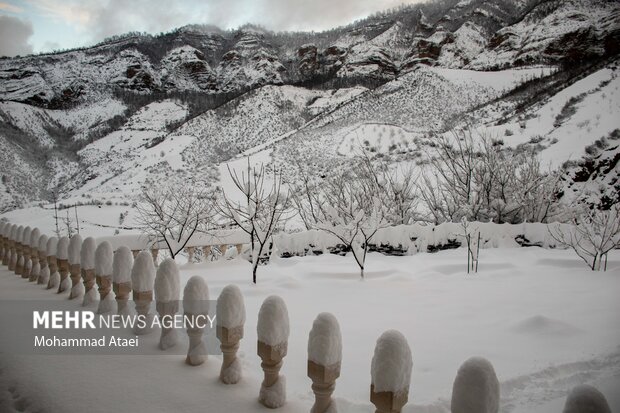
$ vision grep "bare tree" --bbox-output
[419,130,483,223]
[459,217,481,274]
[219,159,291,284]
[52,192,61,238]
[136,184,215,259]
[513,156,564,223]
[316,159,390,278]
[419,129,563,224]
[289,158,329,231]
[378,162,421,225]
[550,204,620,271]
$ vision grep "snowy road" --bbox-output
[0,247,619,413]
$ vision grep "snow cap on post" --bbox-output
[371,330,413,394]
[95,241,113,276]
[257,295,290,346]
[308,312,342,367]
[154,258,180,303]
[57,237,70,260]
[81,237,97,270]
[451,357,499,413]
[15,225,23,243]
[216,284,246,329]
[183,276,209,315]
[68,234,83,265]
[563,384,611,413]
[112,246,133,283]
[30,228,41,248]
[46,237,58,256]
[38,234,49,252]
[22,226,31,245]
[131,250,155,293]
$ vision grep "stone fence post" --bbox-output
[216,285,246,384]
[308,313,342,413]
[257,295,289,409]
[370,330,413,413]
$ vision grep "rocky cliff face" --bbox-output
[0,0,617,108]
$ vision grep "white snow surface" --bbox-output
[183,275,209,315]
[257,295,290,346]
[260,376,287,408]
[451,357,500,413]
[216,284,246,329]
[80,237,97,270]
[94,241,113,276]
[112,246,133,283]
[68,234,83,265]
[371,330,413,394]
[308,312,343,367]
[154,258,180,303]
[0,246,618,413]
[29,228,40,249]
[131,251,155,292]
[56,237,69,259]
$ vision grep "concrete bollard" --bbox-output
[81,237,97,306]
[216,285,246,384]
[36,234,49,285]
[151,249,159,267]
[0,222,5,265]
[3,224,13,266]
[451,357,499,413]
[68,234,83,299]
[308,313,342,413]
[113,246,133,315]
[370,330,413,413]
[56,237,70,293]
[202,246,211,261]
[187,246,195,263]
[219,244,228,259]
[20,226,32,278]
[45,237,59,289]
[183,275,210,366]
[131,251,155,335]
[257,295,290,408]
[95,241,114,314]
[563,384,611,413]
[154,258,180,350]
[5,224,16,268]
[9,225,19,272]
[15,226,25,276]
[28,228,41,282]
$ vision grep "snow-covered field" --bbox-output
[0,247,618,413]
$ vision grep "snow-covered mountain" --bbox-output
[0,0,618,212]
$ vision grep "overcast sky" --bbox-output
[0,0,423,57]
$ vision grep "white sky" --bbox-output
[0,0,424,56]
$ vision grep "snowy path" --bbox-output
[0,248,619,413]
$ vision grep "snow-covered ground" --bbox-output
[0,247,618,413]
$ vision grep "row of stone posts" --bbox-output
[0,221,613,413]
